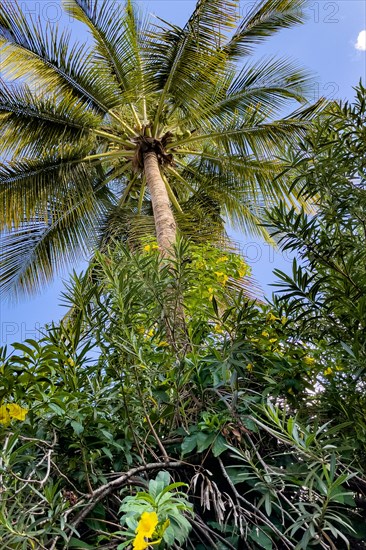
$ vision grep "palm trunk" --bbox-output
[143,150,176,252]
[143,150,190,352]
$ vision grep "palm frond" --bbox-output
[197,57,315,128]
[173,153,287,238]
[284,97,328,121]
[0,80,100,157]
[0,1,122,112]
[0,79,101,129]
[170,118,311,160]
[147,0,239,132]
[0,155,101,229]
[63,0,149,105]
[223,0,307,59]
[0,184,113,299]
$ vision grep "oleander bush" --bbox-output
[1,228,366,548]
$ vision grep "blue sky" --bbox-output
[0,0,365,345]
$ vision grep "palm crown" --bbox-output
[0,0,322,297]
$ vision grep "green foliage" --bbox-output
[266,82,366,462]
[1,232,366,548]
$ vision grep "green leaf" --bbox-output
[48,402,66,416]
[154,470,171,493]
[340,342,356,358]
[71,420,84,435]
[181,435,198,456]
[11,342,36,358]
[156,482,188,503]
[196,432,216,453]
[212,435,227,457]
[212,295,219,317]
[163,524,175,545]
[68,539,95,548]
[102,446,113,460]
[249,526,273,550]
[242,416,258,432]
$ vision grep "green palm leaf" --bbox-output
[0,80,101,157]
[0,184,113,298]
[0,1,122,112]
[199,57,314,126]
[147,0,238,131]
[223,0,306,59]
[63,0,147,97]
[0,155,100,227]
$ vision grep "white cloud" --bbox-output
[355,30,366,51]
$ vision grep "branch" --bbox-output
[190,517,219,549]
[144,412,169,462]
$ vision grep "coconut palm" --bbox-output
[0,0,322,297]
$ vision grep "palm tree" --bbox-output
[0,0,322,297]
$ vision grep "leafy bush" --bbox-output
[1,232,366,548]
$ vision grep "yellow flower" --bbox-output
[269,338,277,344]
[136,511,158,538]
[287,387,294,395]
[261,331,269,338]
[237,261,248,278]
[303,356,315,366]
[246,363,254,372]
[281,316,287,325]
[0,403,28,425]
[133,533,161,550]
[324,367,333,376]
[133,533,149,550]
[249,337,259,343]
[214,271,229,285]
[335,365,343,371]
[146,329,154,338]
[143,243,158,252]
[157,341,170,347]
[0,406,11,426]
[217,256,228,263]
[214,324,224,334]
[67,358,75,367]
[266,313,279,323]
[7,404,28,421]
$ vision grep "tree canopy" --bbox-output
[0,0,323,297]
